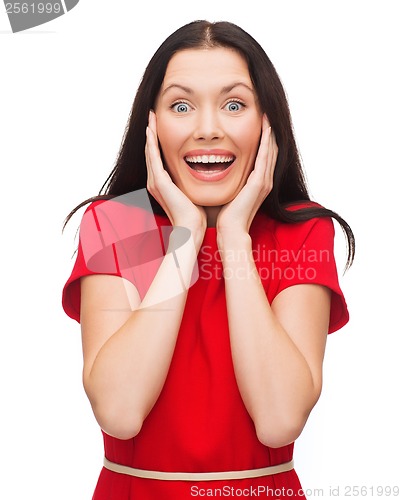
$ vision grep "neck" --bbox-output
[204,206,222,228]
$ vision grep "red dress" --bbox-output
[62,199,349,499]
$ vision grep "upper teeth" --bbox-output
[185,155,234,164]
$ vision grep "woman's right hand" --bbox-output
[145,110,207,238]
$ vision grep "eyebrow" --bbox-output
[220,82,255,95]
[161,84,193,96]
[161,81,255,97]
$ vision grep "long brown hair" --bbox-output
[64,20,355,269]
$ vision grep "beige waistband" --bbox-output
[103,457,294,481]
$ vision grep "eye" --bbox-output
[171,101,191,113]
[224,100,245,112]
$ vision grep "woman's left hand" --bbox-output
[216,115,278,238]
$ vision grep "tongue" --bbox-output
[192,163,228,172]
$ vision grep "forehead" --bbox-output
[161,47,252,89]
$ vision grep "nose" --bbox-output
[193,109,223,141]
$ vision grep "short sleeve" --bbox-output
[273,217,349,334]
[62,199,167,323]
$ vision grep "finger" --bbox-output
[260,115,277,183]
[146,112,168,179]
[145,117,178,218]
[146,114,160,165]
[264,114,272,128]
[145,126,156,186]
[265,128,278,186]
[147,109,156,134]
[145,118,167,190]
[253,115,271,175]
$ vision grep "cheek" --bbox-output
[155,120,187,184]
[156,125,171,157]
[156,118,184,159]
[231,117,262,156]
[238,132,261,167]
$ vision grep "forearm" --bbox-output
[219,232,319,447]
[84,228,202,439]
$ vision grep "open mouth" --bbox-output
[184,154,235,173]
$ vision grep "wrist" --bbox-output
[217,230,252,255]
[170,223,206,253]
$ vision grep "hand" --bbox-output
[145,111,207,236]
[216,115,278,237]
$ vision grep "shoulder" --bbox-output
[80,197,169,240]
[252,202,334,252]
[82,197,162,225]
[63,197,169,323]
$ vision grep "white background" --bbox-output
[1,1,400,498]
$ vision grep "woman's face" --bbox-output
[154,47,263,207]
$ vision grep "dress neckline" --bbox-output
[203,226,218,245]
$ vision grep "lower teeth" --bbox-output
[189,162,231,173]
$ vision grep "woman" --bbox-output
[63,20,354,499]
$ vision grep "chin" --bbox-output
[187,190,237,207]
